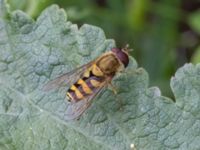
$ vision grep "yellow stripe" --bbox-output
[90,79,101,87]
[66,92,73,101]
[71,85,77,91]
[92,64,104,76]
[83,69,90,78]
[77,79,92,94]
[70,85,84,99]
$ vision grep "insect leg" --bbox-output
[107,82,118,95]
[107,81,124,111]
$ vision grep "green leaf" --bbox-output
[1,1,200,150]
[7,0,54,18]
[192,46,200,64]
[188,10,200,34]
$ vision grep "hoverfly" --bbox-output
[43,45,130,120]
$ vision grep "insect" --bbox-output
[43,45,130,120]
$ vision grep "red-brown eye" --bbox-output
[111,48,129,67]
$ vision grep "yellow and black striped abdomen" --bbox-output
[67,64,105,102]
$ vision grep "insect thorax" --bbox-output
[96,54,121,76]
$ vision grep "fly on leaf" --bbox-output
[43,45,131,120]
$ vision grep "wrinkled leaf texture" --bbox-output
[0,1,200,150]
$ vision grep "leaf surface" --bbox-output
[0,1,200,150]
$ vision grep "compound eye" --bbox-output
[111,48,129,68]
[111,48,120,53]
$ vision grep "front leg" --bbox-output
[106,76,118,95]
[108,82,118,95]
[106,76,125,111]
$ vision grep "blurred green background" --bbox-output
[7,0,200,98]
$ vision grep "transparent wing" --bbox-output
[64,85,106,120]
[43,61,94,91]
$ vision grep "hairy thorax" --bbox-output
[96,54,120,76]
